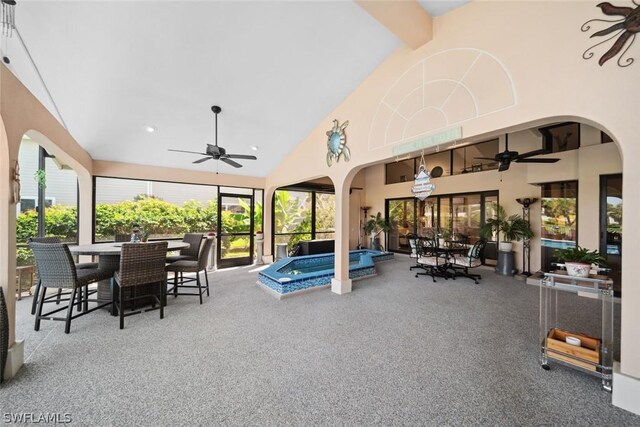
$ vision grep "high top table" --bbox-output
[69,241,189,308]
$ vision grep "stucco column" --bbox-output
[331,175,351,294]
[0,117,23,380]
[262,186,275,263]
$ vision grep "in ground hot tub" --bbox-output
[257,249,393,298]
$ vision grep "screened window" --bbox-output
[94,177,219,242]
[541,123,580,153]
[385,158,414,184]
[452,139,499,174]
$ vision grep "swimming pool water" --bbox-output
[258,249,394,297]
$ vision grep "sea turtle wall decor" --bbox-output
[326,119,350,167]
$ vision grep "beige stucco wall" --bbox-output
[1,0,639,392]
[264,1,640,379]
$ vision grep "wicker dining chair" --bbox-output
[28,236,99,315]
[166,233,204,263]
[111,242,168,329]
[29,242,113,334]
[165,237,213,305]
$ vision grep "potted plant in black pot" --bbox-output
[554,245,607,277]
[480,204,534,275]
[363,212,390,251]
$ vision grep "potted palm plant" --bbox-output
[480,204,534,251]
[554,245,607,277]
[363,212,391,251]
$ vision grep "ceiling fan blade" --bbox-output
[193,157,212,164]
[515,158,560,163]
[221,157,242,168]
[169,149,209,155]
[224,154,257,160]
[516,149,551,159]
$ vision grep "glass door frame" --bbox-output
[217,192,254,269]
[599,173,622,296]
[384,190,498,263]
[385,197,416,254]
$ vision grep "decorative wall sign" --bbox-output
[326,119,350,167]
[582,1,640,67]
[411,155,436,201]
[391,127,462,156]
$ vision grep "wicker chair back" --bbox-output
[117,242,168,287]
[29,242,77,289]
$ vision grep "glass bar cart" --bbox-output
[539,271,614,392]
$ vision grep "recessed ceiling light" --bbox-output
[250,145,259,151]
[145,125,157,133]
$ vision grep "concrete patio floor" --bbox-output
[1,256,638,425]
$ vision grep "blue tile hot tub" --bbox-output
[257,250,394,298]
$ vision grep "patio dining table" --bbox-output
[68,241,189,308]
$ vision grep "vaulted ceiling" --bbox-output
[2,1,470,177]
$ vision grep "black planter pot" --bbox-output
[0,287,8,383]
[495,250,517,276]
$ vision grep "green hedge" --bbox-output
[16,197,223,244]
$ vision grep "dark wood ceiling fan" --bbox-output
[475,134,560,172]
[168,106,257,168]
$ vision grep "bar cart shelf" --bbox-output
[539,271,614,392]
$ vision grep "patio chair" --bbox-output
[165,237,214,305]
[166,233,204,263]
[111,241,168,329]
[414,237,448,282]
[28,236,99,315]
[450,240,486,284]
[114,234,131,242]
[29,242,113,334]
[408,234,420,270]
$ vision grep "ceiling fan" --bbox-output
[475,134,560,172]
[168,106,257,168]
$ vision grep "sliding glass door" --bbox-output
[540,181,578,272]
[217,193,254,268]
[385,190,497,263]
[386,198,415,253]
[600,174,622,295]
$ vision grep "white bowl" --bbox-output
[566,336,581,346]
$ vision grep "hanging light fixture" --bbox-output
[411,151,435,201]
[1,0,16,38]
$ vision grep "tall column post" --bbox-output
[331,175,352,294]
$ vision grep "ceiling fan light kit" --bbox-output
[168,105,257,169]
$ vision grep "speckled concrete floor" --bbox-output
[2,257,638,426]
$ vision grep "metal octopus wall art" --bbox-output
[582,1,640,67]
